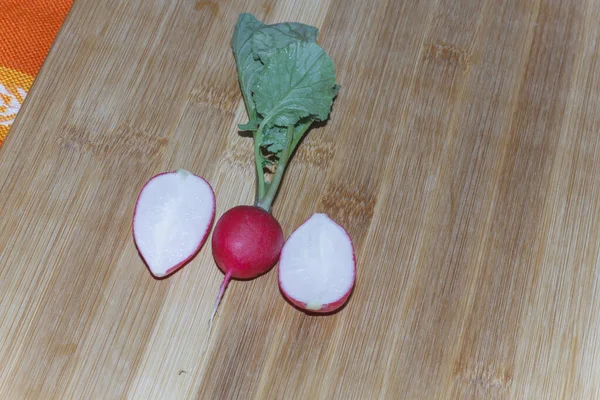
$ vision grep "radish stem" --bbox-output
[254,128,266,202]
[253,116,273,204]
[257,125,294,211]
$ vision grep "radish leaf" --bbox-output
[238,120,259,131]
[231,14,264,122]
[252,22,318,62]
[253,41,337,128]
[262,126,287,154]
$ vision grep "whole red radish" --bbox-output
[209,205,284,321]
[278,214,355,313]
[132,169,215,279]
[212,205,284,279]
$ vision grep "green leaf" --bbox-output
[261,126,287,155]
[253,41,337,128]
[238,120,259,131]
[261,157,274,168]
[251,22,318,61]
[231,14,265,118]
[332,84,341,98]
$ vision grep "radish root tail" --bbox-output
[203,271,233,354]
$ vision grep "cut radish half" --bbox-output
[278,213,355,313]
[132,169,215,278]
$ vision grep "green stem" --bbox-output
[236,66,265,204]
[291,121,312,150]
[257,125,295,211]
[253,126,265,203]
[253,116,276,203]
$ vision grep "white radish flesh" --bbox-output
[278,213,355,313]
[133,169,215,278]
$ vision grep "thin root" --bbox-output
[202,270,233,355]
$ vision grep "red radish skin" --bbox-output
[278,214,356,314]
[132,169,215,279]
[209,205,284,323]
[212,205,284,279]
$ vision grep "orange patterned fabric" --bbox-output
[0,0,73,145]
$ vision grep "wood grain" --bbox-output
[1,0,600,398]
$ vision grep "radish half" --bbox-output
[132,169,215,278]
[278,214,356,313]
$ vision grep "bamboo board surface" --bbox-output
[1,0,600,398]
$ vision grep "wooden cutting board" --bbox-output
[1,0,599,398]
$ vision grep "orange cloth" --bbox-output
[0,0,73,145]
